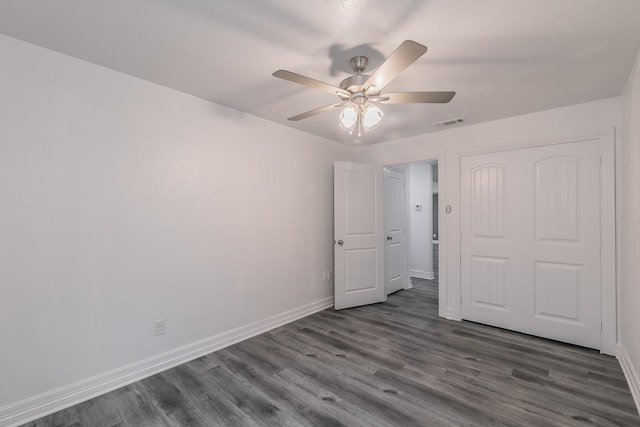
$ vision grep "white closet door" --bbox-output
[461,139,602,349]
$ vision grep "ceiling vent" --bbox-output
[433,117,464,127]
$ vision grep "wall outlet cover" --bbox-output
[154,319,166,336]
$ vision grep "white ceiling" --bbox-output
[1,0,640,145]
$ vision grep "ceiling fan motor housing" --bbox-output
[339,74,370,95]
[339,56,372,97]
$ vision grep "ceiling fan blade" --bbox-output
[380,91,456,104]
[273,70,350,97]
[363,40,428,92]
[287,103,344,121]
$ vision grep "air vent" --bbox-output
[433,117,465,127]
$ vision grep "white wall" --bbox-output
[355,97,621,325]
[408,163,433,279]
[0,34,352,412]
[620,47,640,412]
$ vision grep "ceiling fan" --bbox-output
[273,40,456,139]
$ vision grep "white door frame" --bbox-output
[451,130,616,355]
[384,153,448,319]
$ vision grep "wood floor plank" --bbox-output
[207,351,353,427]
[21,259,640,426]
[136,372,209,426]
[160,364,256,426]
[254,331,438,426]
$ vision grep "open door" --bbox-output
[334,162,386,310]
[384,167,407,294]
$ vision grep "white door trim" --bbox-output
[453,129,617,354]
[600,128,617,355]
[382,151,448,319]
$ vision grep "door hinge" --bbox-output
[600,321,603,332]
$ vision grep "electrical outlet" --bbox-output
[154,319,166,336]
[328,271,333,281]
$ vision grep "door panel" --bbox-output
[535,157,579,241]
[462,160,518,329]
[470,255,508,310]
[471,165,506,239]
[384,168,406,294]
[345,249,378,292]
[461,140,601,349]
[534,261,581,322]
[334,162,385,310]
[345,171,377,235]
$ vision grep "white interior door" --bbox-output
[384,168,407,294]
[460,139,602,349]
[334,162,385,310]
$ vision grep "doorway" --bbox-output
[333,159,444,313]
[384,161,440,308]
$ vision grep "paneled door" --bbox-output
[334,162,386,310]
[384,168,407,295]
[460,139,602,349]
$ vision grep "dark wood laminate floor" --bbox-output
[24,275,639,426]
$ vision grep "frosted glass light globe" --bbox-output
[362,104,383,131]
[339,104,358,131]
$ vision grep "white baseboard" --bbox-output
[410,270,435,280]
[0,296,334,427]
[618,344,640,416]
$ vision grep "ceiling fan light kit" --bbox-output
[338,99,384,137]
[273,40,456,142]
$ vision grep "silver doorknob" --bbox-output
[387,236,392,240]
[337,240,344,246]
